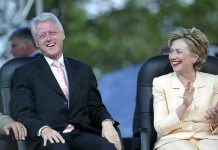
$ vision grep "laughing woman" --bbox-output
[152,27,218,150]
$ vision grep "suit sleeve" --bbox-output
[10,68,45,137]
[210,75,218,134]
[87,66,117,129]
[153,77,182,136]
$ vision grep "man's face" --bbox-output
[10,38,31,57]
[34,20,65,60]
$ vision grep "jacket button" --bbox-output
[64,102,68,105]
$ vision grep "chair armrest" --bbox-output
[140,128,150,150]
[0,134,26,150]
[0,135,7,150]
[17,140,26,150]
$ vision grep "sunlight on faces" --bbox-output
[169,39,199,74]
[34,20,65,60]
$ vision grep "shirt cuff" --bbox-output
[102,119,115,125]
[38,125,50,136]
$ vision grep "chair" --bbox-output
[0,57,36,150]
[136,55,218,150]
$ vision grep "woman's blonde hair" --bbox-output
[168,27,209,71]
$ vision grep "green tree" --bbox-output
[41,0,218,73]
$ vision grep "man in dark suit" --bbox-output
[10,12,122,150]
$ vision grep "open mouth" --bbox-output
[46,43,56,47]
[171,61,181,67]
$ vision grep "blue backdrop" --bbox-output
[99,64,141,137]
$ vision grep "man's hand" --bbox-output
[41,126,65,146]
[3,121,27,140]
[102,120,121,150]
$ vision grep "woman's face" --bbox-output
[169,39,199,74]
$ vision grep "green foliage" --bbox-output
[42,0,218,73]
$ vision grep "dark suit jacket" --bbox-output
[10,56,114,144]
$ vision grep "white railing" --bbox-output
[0,0,42,66]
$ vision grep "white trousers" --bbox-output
[156,139,218,150]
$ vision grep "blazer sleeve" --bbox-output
[210,75,218,134]
[87,66,116,129]
[0,112,13,135]
[10,68,45,137]
[153,77,182,136]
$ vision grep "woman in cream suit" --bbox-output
[153,27,218,150]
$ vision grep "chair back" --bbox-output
[0,57,36,114]
[136,55,218,150]
[0,57,37,150]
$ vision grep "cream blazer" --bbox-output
[152,72,218,149]
[0,112,13,135]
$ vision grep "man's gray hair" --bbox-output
[30,12,64,38]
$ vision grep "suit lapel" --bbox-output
[171,72,184,98]
[64,58,82,99]
[37,57,84,99]
[37,56,64,96]
[171,72,205,99]
[193,72,205,99]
